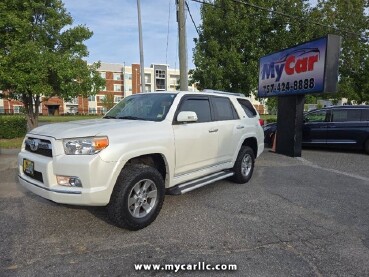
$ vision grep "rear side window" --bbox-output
[332,109,361,122]
[211,97,238,121]
[178,98,211,123]
[237,99,257,118]
[361,109,369,121]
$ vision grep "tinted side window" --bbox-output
[237,99,257,117]
[332,109,361,122]
[361,109,369,121]
[305,110,327,122]
[179,98,211,123]
[212,97,238,121]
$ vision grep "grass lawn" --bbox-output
[38,115,101,123]
[0,137,24,149]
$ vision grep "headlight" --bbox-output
[63,136,109,155]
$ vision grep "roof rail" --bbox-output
[203,89,244,97]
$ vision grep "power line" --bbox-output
[189,0,369,40]
[186,0,200,35]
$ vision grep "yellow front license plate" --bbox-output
[23,159,34,176]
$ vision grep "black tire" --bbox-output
[230,146,255,184]
[107,164,165,230]
[365,139,369,155]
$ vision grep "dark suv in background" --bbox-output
[264,106,369,154]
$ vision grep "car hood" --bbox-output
[28,119,160,139]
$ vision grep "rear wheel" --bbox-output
[230,146,255,184]
[107,164,165,230]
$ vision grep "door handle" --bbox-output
[236,125,245,129]
[209,128,218,133]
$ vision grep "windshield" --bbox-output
[104,93,177,121]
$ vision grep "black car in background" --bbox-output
[264,106,369,154]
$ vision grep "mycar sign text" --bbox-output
[258,35,341,97]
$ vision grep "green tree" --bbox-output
[101,93,115,111]
[191,0,313,95]
[0,0,105,130]
[295,0,369,103]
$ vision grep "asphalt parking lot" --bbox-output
[1,148,369,276]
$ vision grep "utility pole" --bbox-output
[177,0,188,91]
[136,0,145,92]
[122,62,126,98]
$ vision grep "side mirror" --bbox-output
[177,111,198,123]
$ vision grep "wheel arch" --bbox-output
[242,137,258,158]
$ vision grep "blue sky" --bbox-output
[63,0,317,69]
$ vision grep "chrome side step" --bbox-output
[167,170,234,195]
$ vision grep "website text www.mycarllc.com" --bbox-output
[134,262,237,273]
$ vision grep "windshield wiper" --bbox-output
[117,116,144,120]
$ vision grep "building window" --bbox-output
[169,75,179,85]
[13,106,21,114]
[68,97,78,104]
[100,72,106,79]
[126,74,132,80]
[128,85,132,92]
[0,107,4,114]
[89,108,97,114]
[97,107,107,114]
[144,74,151,84]
[97,95,106,102]
[155,70,166,78]
[113,73,122,80]
[114,84,122,92]
[156,79,166,90]
[114,96,123,103]
[88,95,96,102]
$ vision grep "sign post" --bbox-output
[258,35,341,157]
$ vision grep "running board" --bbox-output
[167,171,234,195]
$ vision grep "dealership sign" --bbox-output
[258,35,341,97]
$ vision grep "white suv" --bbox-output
[18,91,264,230]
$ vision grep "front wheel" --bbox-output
[107,164,165,230]
[230,146,255,184]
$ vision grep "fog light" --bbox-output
[56,176,82,187]
[69,177,82,187]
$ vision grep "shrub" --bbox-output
[265,117,277,124]
[0,115,27,139]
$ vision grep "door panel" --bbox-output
[302,110,329,144]
[173,122,219,176]
[326,109,367,146]
[173,96,219,176]
[210,96,242,163]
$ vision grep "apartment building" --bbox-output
[88,62,197,114]
[0,62,197,115]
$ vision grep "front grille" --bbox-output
[24,170,44,183]
[25,137,53,157]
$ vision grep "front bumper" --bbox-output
[18,143,119,206]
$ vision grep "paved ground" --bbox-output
[1,148,369,276]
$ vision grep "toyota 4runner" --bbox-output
[18,91,264,230]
